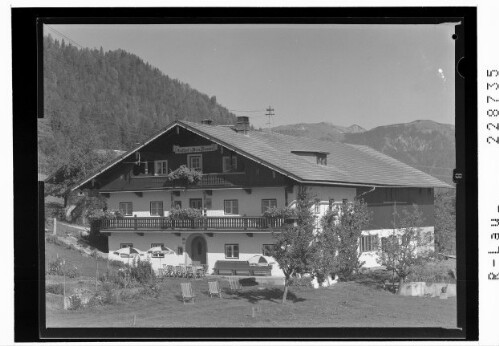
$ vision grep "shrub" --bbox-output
[239,277,257,286]
[46,283,64,295]
[130,259,155,284]
[101,269,129,288]
[47,257,80,278]
[48,258,64,276]
[45,201,65,221]
[142,283,160,298]
[169,207,202,220]
[289,276,313,288]
[65,265,80,278]
[99,282,118,305]
[67,294,82,310]
[406,259,456,283]
[108,259,127,269]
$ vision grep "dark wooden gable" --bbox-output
[86,124,294,192]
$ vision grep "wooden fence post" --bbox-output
[53,218,57,236]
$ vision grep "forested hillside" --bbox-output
[39,35,236,175]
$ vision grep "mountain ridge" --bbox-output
[272,120,455,184]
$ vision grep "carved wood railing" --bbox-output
[100,216,289,232]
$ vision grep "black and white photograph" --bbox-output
[30,12,474,338]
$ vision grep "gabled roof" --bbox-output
[72,120,452,191]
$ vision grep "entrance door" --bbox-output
[190,236,207,264]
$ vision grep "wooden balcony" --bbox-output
[98,216,291,233]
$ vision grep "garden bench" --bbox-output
[213,260,252,275]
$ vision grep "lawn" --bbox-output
[45,238,457,328]
[46,276,457,328]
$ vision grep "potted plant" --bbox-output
[166,165,203,186]
[262,206,297,227]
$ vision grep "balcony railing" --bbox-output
[98,216,291,232]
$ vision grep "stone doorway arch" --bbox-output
[185,233,207,265]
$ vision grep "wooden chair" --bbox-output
[208,281,223,298]
[228,277,242,292]
[181,282,195,304]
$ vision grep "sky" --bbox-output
[45,23,457,130]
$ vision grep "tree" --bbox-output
[377,204,434,293]
[44,124,116,206]
[434,190,456,255]
[271,186,317,303]
[319,199,371,281]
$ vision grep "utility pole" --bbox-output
[265,106,275,131]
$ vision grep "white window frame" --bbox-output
[225,244,239,259]
[150,201,164,216]
[119,202,133,216]
[187,154,203,172]
[222,156,237,172]
[154,160,168,176]
[224,200,239,215]
[261,199,277,214]
[360,234,378,253]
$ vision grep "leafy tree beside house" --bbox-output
[270,186,318,303]
[376,205,434,294]
[318,199,371,282]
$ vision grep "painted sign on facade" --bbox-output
[173,144,218,154]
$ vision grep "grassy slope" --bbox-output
[45,240,110,278]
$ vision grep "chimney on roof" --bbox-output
[201,119,213,125]
[233,116,250,134]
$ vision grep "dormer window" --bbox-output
[291,150,329,166]
[154,160,168,176]
[223,156,237,172]
[317,154,327,166]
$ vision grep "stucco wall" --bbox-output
[105,187,287,217]
[107,231,285,276]
[359,226,435,267]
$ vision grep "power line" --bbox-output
[229,109,266,113]
[45,25,86,50]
